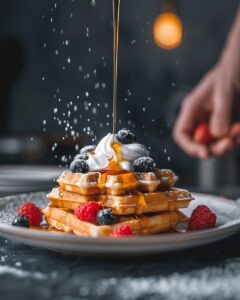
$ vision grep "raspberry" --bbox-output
[74,202,102,223]
[18,202,43,225]
[188,205,217,231]
[193,123,213,145]
[110,224,133,237]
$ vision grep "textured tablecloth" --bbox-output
[1,232,240,300]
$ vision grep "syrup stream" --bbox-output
[112,0,120,134]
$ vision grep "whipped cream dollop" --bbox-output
[87,133,149,171]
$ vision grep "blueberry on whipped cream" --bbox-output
[116,128,137,144]
[74,153,88,160]
[80,145,96,154]
[70,159,89,173]
[133,157,156,172]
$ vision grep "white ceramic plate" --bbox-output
[0,165,63,184]
[0,192,240,256]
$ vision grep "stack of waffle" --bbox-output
[44,169,193,237]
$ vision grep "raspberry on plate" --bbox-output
[110,224,133,238]
[74,202,102,223]
[18,202,43,226]
[188,205,217,231]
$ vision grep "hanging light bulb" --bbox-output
[153,2,183,50]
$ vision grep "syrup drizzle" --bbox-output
[112,0,120,135]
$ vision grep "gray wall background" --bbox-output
[0,0,239,184]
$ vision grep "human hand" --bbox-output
[173,13,240,159]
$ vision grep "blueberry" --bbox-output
[74,153,88,160]
[133,157,156,172]
[70,159,89,173]
[80,145,96,154]
[116,128,137,144]
[12,215,29,228]
[97,209,114,225]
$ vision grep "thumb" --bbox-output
[209,83,233,138]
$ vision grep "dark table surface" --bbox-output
[1,188,240,300]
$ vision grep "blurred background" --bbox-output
[0,0,239,195]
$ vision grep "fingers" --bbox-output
[230,122,240,143]
[210,137,234,156]
[209,80,234,138]
[174,131,209,159]
[210,123,240,156]
[173,72,213,158]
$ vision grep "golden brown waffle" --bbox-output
[58,171,138,195]
[58,171,101,195]
[47,187,98,208]
[134,172,160,192]
[58,169,179,196]
[43,207,184,237]
[105,172,138,195]
[47,187,193,215]
[100,189,192,215]
[155,169,179,190]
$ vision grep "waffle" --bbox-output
[47,187,98,208]
[57,169,179,196]
[43,206,184,237]
[156,169,179,190]
[105,172,138,195]
[58,171,138,195]
[48,187,193,215]
[58,171,101,195]
[44,144,193,237]
[99,188,192,215]
[135,172,160,192]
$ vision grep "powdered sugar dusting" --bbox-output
[0,192,48,224]
[0,265,48,280]
[95,260,240,299]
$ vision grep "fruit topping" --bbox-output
[133,157,156,172]
[18,202,43,225]
[193,123,213,145]
[74,202,102,223]
[97,209,114,225]
[110,224,133,237]
[70,159,89,173]
[116,128,137,144]
[74,153,88,161]
[188,205,217,231]
[12,215,29,228]
[80,145,96,154]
